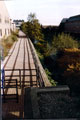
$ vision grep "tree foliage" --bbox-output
[55,49,80,92]
[21,13,44,43]
[20,13,80,88]
[45,68,57,86]
[20,22,28,35]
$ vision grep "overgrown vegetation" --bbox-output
[20,13,56,86]
[44,34,79,93]
[0,31,18,57]
[55,49,80,92]
[52,33,78,51]
[45,68,57,86]
[21,13,80,93]
[20,13,44,43]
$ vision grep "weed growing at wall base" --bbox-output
[0,31,18,57]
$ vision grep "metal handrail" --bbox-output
[4,68,37,87]
[28,39,45,87]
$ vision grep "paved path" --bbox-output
[2,31,37,119]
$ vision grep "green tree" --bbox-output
[21,13,44,43]
[20,22,28,35]
[27,13,36,22]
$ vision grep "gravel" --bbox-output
[38,93,80,119]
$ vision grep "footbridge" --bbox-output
[2,31,51,119]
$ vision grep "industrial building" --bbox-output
[60,15,80,34]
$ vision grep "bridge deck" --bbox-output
[2,32,37,119]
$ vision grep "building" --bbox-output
[10,19,16,32]
[42,25,59,33]
[60,15,80,34]
[65,15,80,33]
[13,20,24,30]
[0,1,11,39]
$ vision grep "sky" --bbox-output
[5,0,80,25]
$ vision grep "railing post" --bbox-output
[36,67,39,87]
[37,66,41,87]
[19,69,21,88]
[28,39,45,87]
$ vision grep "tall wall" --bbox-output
[0,1,11,39]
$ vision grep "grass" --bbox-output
[0,31,18,57]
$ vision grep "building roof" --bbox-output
[13,20,24,22]
[61,18,68,23]
[0,1,10,19]
[68,15,80,22]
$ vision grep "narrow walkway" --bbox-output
[2,31,37,119]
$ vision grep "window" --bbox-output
[16,22,19,25]
[5,17,9,24]
[5,29,6,35]
[8,29,9,34]
[0,29,2,36]
[0,14,2,23]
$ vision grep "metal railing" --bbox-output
[28,39,45,87]
[3,79,18,103]
[2,68,38,102]
[4,69,38,87]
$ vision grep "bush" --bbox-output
[1,31,18,57]
[52,33,78,51]
[55,49,80,92]
[45,68,57,86]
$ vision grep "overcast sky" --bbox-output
[5,0,80,25]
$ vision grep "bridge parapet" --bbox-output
[28,39,51,87]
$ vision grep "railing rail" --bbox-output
[2,37,51,88]
[28,39,51,87]
[3,68,37,88]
